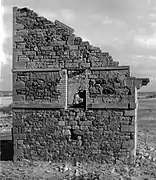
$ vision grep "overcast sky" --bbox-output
[1,0,156,91]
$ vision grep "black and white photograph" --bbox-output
[0,0,156,179]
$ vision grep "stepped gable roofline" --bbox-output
[13,7,150,90]
[13,7,115,62]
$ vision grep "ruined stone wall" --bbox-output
[13,109,135,163]
[12,7,138,163]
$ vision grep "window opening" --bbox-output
[67,70,86,109]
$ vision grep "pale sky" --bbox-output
[1,0,156,91]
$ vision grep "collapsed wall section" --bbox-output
[12,7,149,163]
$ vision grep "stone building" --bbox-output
[12,7,149,164]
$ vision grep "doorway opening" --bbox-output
[0,140,13,161]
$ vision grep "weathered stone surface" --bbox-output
[122,140,134,149]
[124,110,135,116]
[121,125,135,132]
[13,71,66,104]
[12,7,141,164]
[58,121,65,126]
[12,109,137,162]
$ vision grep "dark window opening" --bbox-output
[71,90,86,109]
[68,70,86,109]
[128,88,132,95]
[70,129,78,140]
[0,140,13,161]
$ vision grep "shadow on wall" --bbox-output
[0,140,13,161]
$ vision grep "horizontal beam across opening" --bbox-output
[11,103,64,109]
[87,102,136,109]
[12,68,61,72]
[12,67,130,72]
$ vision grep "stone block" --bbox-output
[124,110,135,116]
[15,23,24,30]
[13,49,23,56]
[72,125,79,130]
[58,121,65,126]
[65,62,79,68]
[80,126,89,130]
[90,103,129,109]
[80,62,90,68]
[55,20,74,33]
[14,61,26,69]
[122,140,134,149]
[64,126,72,129]
[16,29,28,36]
[17,43,26,49]
[129,102,136,109]
[130,117,135,125]
[124,79,134,87]
[13,148,24,160]
[88,75,98,79]
[13,134,26,140]
[40,46,53,50]
[63,129,71,136]
[13,95,25,102]
[18,56,29,62]
[14,36,24,42]
[19,12,27,17]
[17,140,24,144]
[79,121,92,126]
[69,121,77,126]
[13,119,23,126]
[102,111,109,117]
[49,52,56,56]
[13,127,19,133]
[91,142,99,147]
[120,117,131,124]
[121,125,135,132]
[69,45,79,50]
[73,129,84,136]
[112,61,119,67]
[85,131,93,136]
[25,51,36,56]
